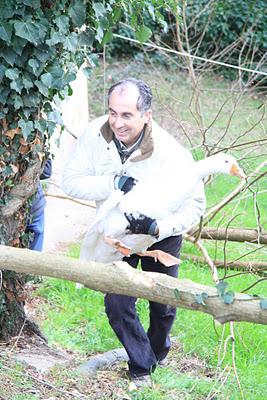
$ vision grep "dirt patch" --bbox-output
[14,343,72,374]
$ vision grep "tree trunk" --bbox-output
[0,161,44,341]
[0,245,266,325]
[190,227,267,245]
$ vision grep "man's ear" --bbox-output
[143,109,152,123]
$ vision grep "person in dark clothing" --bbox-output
[26,159,52,251]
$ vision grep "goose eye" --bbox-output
[225,160,229,163]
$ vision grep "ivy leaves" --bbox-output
[14,20,47,45]
[136,26,153,43]
[69,0,86,27]
[190,281,236,307]
[216,281,235,305]
[0,22,13,43]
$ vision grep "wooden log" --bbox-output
[190,227,267,245]
[183,254,267,274]
[0,245,266,325]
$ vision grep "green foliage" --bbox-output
[194,292,209,306]
[188,0,267,50]
[186,0,267,82]
[216,280,235,305]
[0,0,92,238]
[107,0,266,84]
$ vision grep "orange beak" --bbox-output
[230,164,246,179]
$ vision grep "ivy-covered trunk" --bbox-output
[0,214,28,339]
[0,184,45,340]
[0,270,45,340]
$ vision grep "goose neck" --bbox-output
[196,157,219,179]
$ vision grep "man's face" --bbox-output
[108,85,151,147]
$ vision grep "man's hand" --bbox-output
[125,213,159,237]
[114,175,137,194]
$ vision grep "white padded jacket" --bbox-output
[62,115,206,242]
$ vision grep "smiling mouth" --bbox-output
[116,130,128,137]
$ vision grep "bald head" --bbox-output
[108,78,152,116]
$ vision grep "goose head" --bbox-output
[197,153,246,180]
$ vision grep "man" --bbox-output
[62,78,205,387]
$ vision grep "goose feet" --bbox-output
[137,250,181,267]
[103,236,181,267]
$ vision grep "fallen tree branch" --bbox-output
[0,245,266,325]
[189,227,267,245]
[183,254,267,274]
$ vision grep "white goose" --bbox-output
[81,153,245,266]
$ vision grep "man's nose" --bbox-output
[113,116,124,129]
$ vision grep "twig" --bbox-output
[219,332,233,368]
[241,277,267,293]
[206,363,231,400]
[7,318,26,354]
[230,322,245,400]
[184,233,219,282]
[45,193,96,209]
[222,214,243,280]
[217,324,226,369]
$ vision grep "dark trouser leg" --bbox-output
[104,254,157,377]
[26,211,45,251]
[104,235,182,377]
[142,235,182,362]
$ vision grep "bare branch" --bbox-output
[0,245,266,325]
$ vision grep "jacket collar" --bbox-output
[100,119,154,162]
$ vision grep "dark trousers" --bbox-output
[104,235,182,377]
[26,211,45,251]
